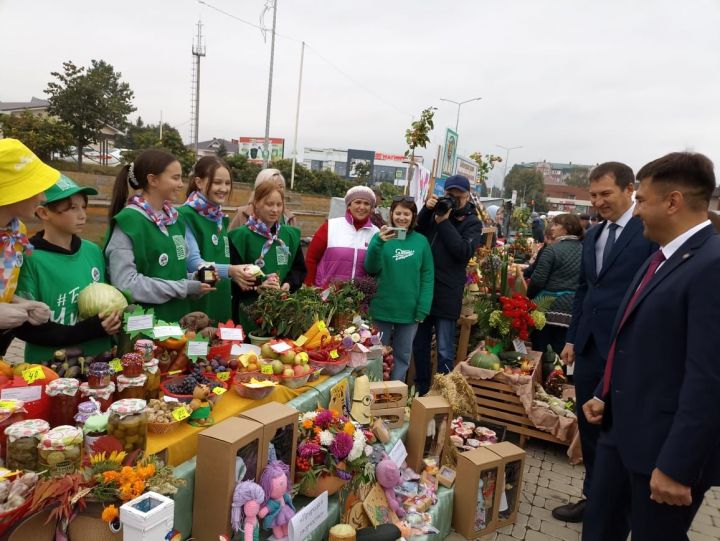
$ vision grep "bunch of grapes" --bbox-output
[165,365,223,395]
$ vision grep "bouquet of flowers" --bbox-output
[488,293,548,344]
[295,408,374,494]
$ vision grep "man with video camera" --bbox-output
[411,174,483,395]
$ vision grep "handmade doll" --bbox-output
[349,375,372,425]
[188,384,214,426]
[376,457,405,518]
[259,460,296,539]
[231,480,265,541]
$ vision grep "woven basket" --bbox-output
[147,419,183,434]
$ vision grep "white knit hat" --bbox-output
[344,185,376,207]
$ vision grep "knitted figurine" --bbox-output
[231,480,265,541]
[259,460,296,539]
[376,457,405,518]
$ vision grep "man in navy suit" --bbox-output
[552,162,657,523]
[582,152,720,540]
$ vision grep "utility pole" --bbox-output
[159,110,163,143]
[290,41,305,190]
[262,0,278,168]
[190,20,206,155]
[439,97,482,133]
[497,144,522,192]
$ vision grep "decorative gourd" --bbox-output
[469,350,501,370]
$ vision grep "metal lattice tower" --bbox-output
[190,20,206,153]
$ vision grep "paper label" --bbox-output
[1,386,42,403]
[239,356,249,368]
[172,405,191,421]
[299,352,309,362]
[22,366,45,384]
[270,341,292,354]
[230,344,242,356]
[288,490,328,541]
[0,400,16,410]
[187,341,209,357]
[167,370,183,376]
[389,439,408,468]
[216,371,231,381]
[220,327,244,341]
[109,359,123,373]
[126,314,154,332]
[212,386,227,396]
[153,325,184,339]
[261,364,274,375]
[512,338,528,355]
[317,321,326,331]
[329,350,339,359]
[294,335,308,347]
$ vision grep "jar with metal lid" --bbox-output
[116,374,147,401]
[5,419,50,471]
[143,359,161,400]
[46,378,81,428]
[134,339,155,361]
[38,425,83,477]
[107,399,147,454]
[79,382,116,412]
[0,399,26,460]
[121,352,144,378]
[87,362,114,389]
[74,400,100,427]
[83,414,108,456]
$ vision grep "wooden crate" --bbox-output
[467,351,567,448]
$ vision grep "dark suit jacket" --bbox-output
[602,224,720,486]
[566,216,657,358]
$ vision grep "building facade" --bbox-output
[302,147,415,185]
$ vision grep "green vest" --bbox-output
[227,225,301,333]
[16,239,112,362]
[108,208,193,322]
[177,206,232,324]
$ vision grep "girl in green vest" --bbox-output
[105,149,213,322]
[16,175,122,361]
[228,182,306,333]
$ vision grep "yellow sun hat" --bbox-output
[0,138,61,206]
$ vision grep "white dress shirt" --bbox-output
[595,203,636,275]
[656,220,711,271]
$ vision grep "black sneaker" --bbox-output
[551,499,586,523]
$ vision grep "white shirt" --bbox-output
[595,203,636,275]
[657,220,711,272]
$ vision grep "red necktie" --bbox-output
[601,250,666,397]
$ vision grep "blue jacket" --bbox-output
[600,224,720,486]
[566,217,657,358]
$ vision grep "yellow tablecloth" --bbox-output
[148,374,334,466]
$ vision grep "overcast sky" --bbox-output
[2,0,719,186]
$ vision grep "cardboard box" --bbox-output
[192,417,263,541]
[452,447,503,539]
[405,395,452,473]
[437,465,457,488]
[490,441,526,528]
[373,406,406,429]
[369,380,408,411]
[240,401,299,481]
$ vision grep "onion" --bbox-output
[77,283,128,319]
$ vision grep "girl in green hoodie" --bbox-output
[364,196,434,382]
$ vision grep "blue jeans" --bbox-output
[412,315,456,395]
[374,320,418,383]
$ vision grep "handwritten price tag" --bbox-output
[0,400,16,410]
[512,338,528,355]
[270,341,292,354]
[220,327,244,341]
[212,387,227,396]
[172,405,191,422]
[238,356,249,368]
[187,341,209,357]
[329,350,339,359]
[22,366,45,384]
[126,314,154,332]
[317,321,326,331]
[109,359,123,373]
[216,371,231,381]
[294,335,308,347]
[153,325,184,339]
[261,364,274,375]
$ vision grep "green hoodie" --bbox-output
[364,230,434,324]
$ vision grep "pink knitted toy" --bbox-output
[376,457,405,518]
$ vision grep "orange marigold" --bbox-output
[343,422,355,435]
[101,505,119,523]
[302,419,313,429]
[103,470,121,483]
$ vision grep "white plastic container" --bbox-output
[119,491,174,541]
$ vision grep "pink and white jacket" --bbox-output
[315,215,378,286]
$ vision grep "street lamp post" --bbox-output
[497,144,522,191]
[439,97,482,133]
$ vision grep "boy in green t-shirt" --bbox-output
[16,175,121,362]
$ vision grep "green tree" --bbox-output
[0,111,74,160]
[119,120,196,175]
[469,152,503,183]
[405,106,436,161]
[503,165,545,208]
[45,60,135,170]
[564,166,591,188]
[352,161,372,183]
[225,153,262,184]
[216,141,228,158]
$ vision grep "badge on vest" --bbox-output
[223,237,230,258]
[171,235,186,261]
[159,253,169,266]
[276,250,289,266]
[91,267,100,282]
[15,253,23,268]
[211,234,219,246]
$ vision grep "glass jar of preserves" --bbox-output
[116,374,147,401]
[121,352,144,378]
[5,419,50,472]
[0,399,26,461]
[87,362,114,389]
[143,359,161,400]
[83,414,108,456]
[38,425,83,477]
[79,382,116,412]
[74,400,100,427]
[107,399,147,454]
[46,378,80,428]
[135,339,155,361]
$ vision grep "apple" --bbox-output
[280,351,296,365]
[271,360,284,375]
[283,368,295,377]
[294,353,307,365]
[293,365,306,376]
[260,343,277,359]
[247,353,258,364]
[247,363,258,372]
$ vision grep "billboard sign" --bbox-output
[455,155,478,184]
[440,128,459,178]
[346,149,375,179]
[237,137,285,163]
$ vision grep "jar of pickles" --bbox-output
[39,425,83,477]
[83,414,108,456]
[116,374,147,400]
[46,378,80,428]
[135,339,155,361]
[143,359,161,400]
[0,400,26,460]
[5,419,50,472]
[74,400,100,427]
[121,352,144,377]
[79,382,116,412]
[107,399,147,454]
[87,362,114,389]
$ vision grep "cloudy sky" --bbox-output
[2,0,719,186]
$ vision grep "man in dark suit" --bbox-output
[582,152,720,540]
[552,162,657,522]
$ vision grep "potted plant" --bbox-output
[486,293,552,353]
[326,281,365,331]
[243,288,289,345]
